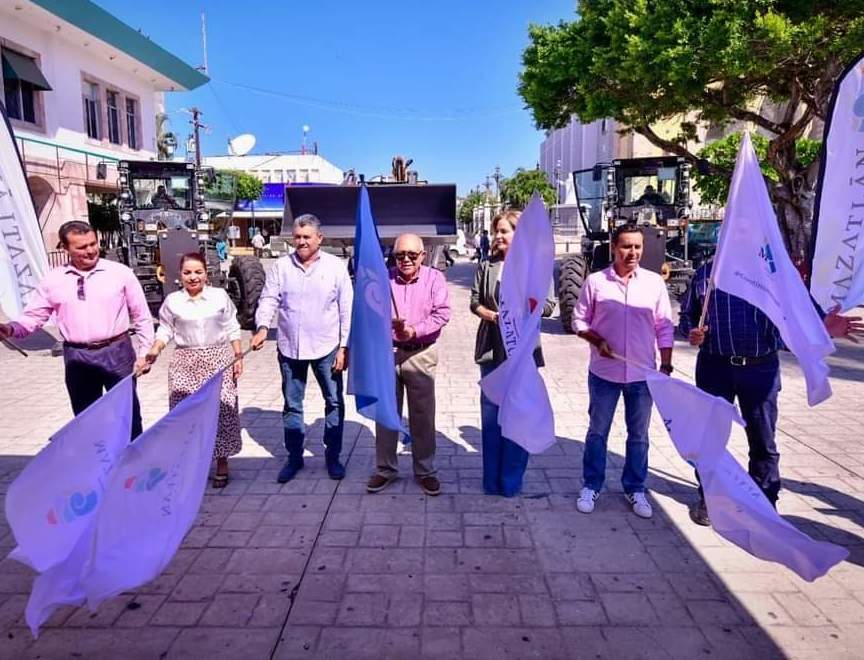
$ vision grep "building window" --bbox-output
[309,169,319,181]
[2,49,50,125]
[286,170,296,183]
[106,91,121,144]
[126,98,138,149]
[600,118,608,134]
[273,170,284,183]
[83,82,100,139]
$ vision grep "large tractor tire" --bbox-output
[229,255,267,330]
[558,254,589,334]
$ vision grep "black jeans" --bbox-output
[695,352,781,504]
[63,337,143,438]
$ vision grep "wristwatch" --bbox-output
[659,363,674,375]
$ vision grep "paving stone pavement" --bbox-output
[1,260,863,659]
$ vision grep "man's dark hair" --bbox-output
[58,221,96,247]
[611,223,643,244]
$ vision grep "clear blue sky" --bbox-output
[96,0,576,195]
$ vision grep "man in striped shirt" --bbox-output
[680,260,863,525]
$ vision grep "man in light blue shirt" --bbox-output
[252,214,353,482]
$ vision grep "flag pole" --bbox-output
[1,335,28,357]
[390,287,400,320]
[697,279,715,329]
[133,345,255,379]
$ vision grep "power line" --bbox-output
[211,78,524,122]
[206,82,242,134]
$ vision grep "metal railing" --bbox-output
[47,250,69,268]
[15,135,121,190]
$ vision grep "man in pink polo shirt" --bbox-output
[571,224,675,519]
[0,221,153,437]
[366,233,451,496]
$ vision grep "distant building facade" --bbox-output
[1,0,207,249]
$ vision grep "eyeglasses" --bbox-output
[76,275,86,301]
[394,251,422,262]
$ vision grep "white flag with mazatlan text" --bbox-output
[14,374,222,637]
[480,194,556,454]
[645,371,848,581]
[712,132,834,406]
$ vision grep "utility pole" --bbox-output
[190,107,204,169]
[493,165,502,212]
[553,159,562,227]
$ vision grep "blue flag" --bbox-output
[347,187,402,431]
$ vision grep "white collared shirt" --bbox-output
[254,251,353,360]
[155,286,241,348]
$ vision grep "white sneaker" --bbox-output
[577,487,599,514]
[626,492,653,519]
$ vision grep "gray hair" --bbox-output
[293,213,322,233]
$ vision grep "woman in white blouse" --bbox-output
[137,252,243,488]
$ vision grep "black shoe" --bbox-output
[689,500,711,527]
[327,460,346,480]
[277,459,304,484]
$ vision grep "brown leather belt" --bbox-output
[64,331,130,350]
[394,341,434,352]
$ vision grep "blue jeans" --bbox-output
[479,364,529,497]
[278,347,344,465]
[583,372,652,494]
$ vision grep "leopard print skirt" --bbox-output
[169,343,242,459]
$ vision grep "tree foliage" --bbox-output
[519,0,864,259]
[500,168,557,209]
[221,169,263,201]
[458,189,486,224]
[695,131,821,205]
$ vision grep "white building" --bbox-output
[539,117,676,184]
[203,153,344,186]
[0,0,207,249]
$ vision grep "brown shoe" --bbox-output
[366,474,395,493]
[418,475,441,496]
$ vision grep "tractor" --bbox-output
[110,160,266,329]
[278,157,457,272]
[557,155,718,332]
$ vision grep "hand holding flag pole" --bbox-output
[134,346,254,379]
[1,335,28,357]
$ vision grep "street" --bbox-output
[1,260,863,659]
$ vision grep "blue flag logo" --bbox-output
[347,187,403,431]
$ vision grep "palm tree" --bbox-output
[155,112,175,161]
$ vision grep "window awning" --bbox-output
[2,50,52,91]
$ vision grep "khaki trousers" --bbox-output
[375,344,438,478]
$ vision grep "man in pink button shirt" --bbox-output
[0,221,153,437]
[571,224,675,519]
[366,233,451,496]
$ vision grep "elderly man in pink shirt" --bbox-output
[571,224,675,519]
[366,233,451,496]
[0,221,153,437]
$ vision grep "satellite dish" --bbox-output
[228,133,256,156]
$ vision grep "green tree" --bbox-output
[222,169,263,201]
[695,132,821,206]
[519,1,864,261]
[499,168,557,209]
[458,189,487,224]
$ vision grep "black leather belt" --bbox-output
[704,352,777,367]
[64,331,129,350]
[394,341,434,352]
